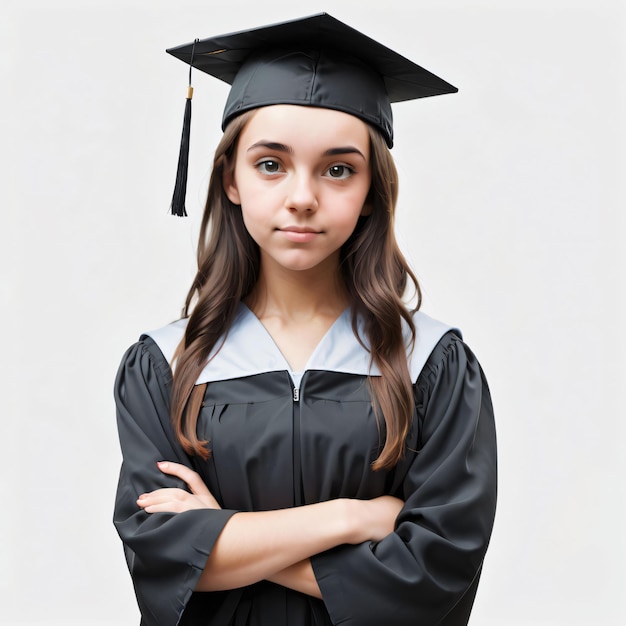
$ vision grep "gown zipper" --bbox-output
[291,378,303,507]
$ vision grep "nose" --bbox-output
[286,171,318,213]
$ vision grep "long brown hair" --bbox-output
[170,110,421,471]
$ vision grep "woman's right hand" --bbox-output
[349,495,405,544]
[137,461,222,513]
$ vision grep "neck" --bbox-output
[246,254,349,321]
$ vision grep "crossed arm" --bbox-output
[137,461,403,598]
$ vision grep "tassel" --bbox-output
[170,39,198,217]
[170,88,193,216]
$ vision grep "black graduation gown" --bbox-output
[113,305,497,626]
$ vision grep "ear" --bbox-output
[223,166,241,205]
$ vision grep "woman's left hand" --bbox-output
[137,461,222,513]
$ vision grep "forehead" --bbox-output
[238,105,371,151]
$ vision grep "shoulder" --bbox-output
[115,321,185,392]
[141,318,189,364]
[413,322,488,406]
[114,333,176,414]
[408,311,461,383]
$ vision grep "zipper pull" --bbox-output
[293,387,300,402]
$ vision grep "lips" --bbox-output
[278,226,322,242]
[279,226,321,234]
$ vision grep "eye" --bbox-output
[257,160,282,175]
[326,164,354,180]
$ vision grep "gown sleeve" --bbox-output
[311,333,497,625]
[113,336,238,626]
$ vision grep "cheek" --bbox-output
[331,208,365,243]
[337,185,371,223]
[239,206,258,232]
[233,170,272,210]
[239,204,269,243]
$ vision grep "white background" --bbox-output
[1,0,624,624]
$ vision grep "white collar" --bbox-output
[145,303,457,385]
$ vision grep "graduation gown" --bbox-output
[113,304,497,626]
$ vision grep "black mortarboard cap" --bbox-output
[166,13,457,215]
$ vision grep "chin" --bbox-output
[270,253,336,274]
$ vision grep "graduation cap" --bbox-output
[166,13,457,216]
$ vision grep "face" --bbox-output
[225,105,372,275]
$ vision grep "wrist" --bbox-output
[337,498,363,544]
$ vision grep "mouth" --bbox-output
[279,226,322,234]
[277,226,323,243]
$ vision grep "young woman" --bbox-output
[113,14,497,626]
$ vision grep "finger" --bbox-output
[139,493,214,514]
[157,461,211,496]
[137,488,189,508]
[143,501,190,514]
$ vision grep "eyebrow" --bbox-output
[324,146,366,160]
[247,141,293,154]
[247,141,366,160]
